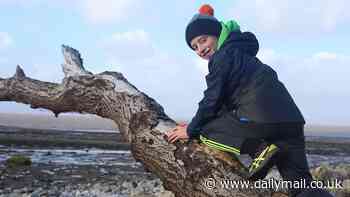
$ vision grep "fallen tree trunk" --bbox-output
[0,45,287,197]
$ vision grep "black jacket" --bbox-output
[187,31,305,139]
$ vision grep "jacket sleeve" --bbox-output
[187,52,240,139]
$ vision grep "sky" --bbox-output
[0,0,349,126]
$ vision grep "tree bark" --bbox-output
[0,45,287,197]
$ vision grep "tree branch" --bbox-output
[0,45,287,197]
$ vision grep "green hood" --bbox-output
[217,20,240,50]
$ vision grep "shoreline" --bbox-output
[0,125,349,196]
[1,124,350,156]
[0,125,129,150]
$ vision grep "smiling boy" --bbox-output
[165,4,333,197]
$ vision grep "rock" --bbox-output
[59,191,74,197]
[41,170,55,175]
[99,168,108,175]
[8,192,22,197]
[312,164,346,181]
[15,187,27,193]
[343,179,350,192]
[31,187,43,197]
[129,178,174,197]
[309,165,350,197]
[71,174,82,178]
[11,189,22,195]
[26,187,34,193]
[47,189,60,196]
[13,174,23,179]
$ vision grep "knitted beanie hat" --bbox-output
[185,4,222,50]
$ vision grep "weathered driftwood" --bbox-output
[0,45,287,197]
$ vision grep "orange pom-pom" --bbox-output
[199,4,214,16]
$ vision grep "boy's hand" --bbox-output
[165,123,189,143]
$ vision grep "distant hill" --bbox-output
[0,112,349,137]
[0,112,117,131]
[304,125,350,137]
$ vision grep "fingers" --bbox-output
[166,130,181,143]
[166,131,176,139]
[169,134,179,143]
[165,126,183,137]
[165,130,176,139]
[167,125,183,133]
[166,127,178,136]
[167,133,177,143]
[165,126,187,143]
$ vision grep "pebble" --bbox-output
[41,170,55,175]
[99,168,108,174]
[31,188,43,197]
[60,191,75,197]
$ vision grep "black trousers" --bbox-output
[200,111,333,197]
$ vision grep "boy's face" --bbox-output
[190,35,218,60]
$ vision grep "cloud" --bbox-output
[312,52,338,60]
[228,0,350,34]
[257,49,350,125]
[100,30,155,63]
[80,0,141,24]
[0,32,13,49]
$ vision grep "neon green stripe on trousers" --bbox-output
[200,135,240,155]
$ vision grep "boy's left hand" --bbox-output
[165,123,189,143]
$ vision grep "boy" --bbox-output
[166,4,333,197]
